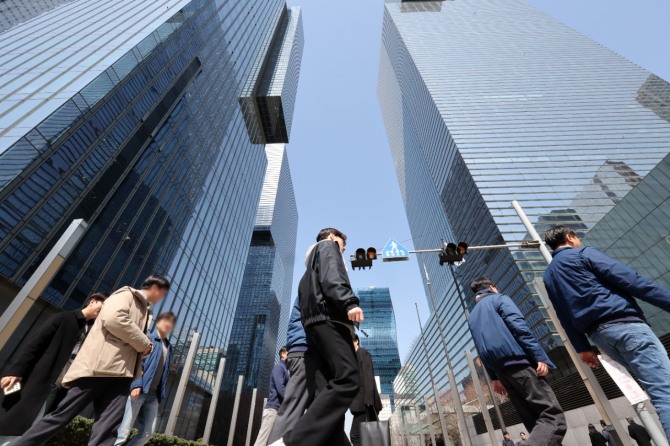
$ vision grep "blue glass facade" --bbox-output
[378,0,670,442]
[356,287,402,412]
[0,0,302,441]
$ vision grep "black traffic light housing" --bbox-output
[351,247,378,270]
[439,241,468,266]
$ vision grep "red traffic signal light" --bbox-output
[352,247,376,270]
[367,247,377,260]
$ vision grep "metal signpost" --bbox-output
[245,388,258,446]
[166,331,201,436]
[202,358,226,444]
[227,375,244,446]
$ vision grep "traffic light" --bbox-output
[439,241,468,266]
[351,247,378,270]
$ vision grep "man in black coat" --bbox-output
[0,292,107,437]
[349,334,382,446]
[627,418,652,446]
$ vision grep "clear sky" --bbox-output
[284,0,670,362]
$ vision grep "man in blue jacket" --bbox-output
[469,277,566,446]
[114,312,175,446]
[544,225,670,440]
[254,347,290,446]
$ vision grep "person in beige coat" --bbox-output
[14,275,171,446]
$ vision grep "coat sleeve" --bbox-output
[317,242,360,313]
[2,313,64,377]
[583,247,670,313]
[497,295,552,365]
[99,290,150,353]
[271,364,288,402]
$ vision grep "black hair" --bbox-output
[471,276,495,293]
[141,274,171,290]
[503,431,510,436]
[544,225,577,250]
[316,227,347,243]
[155,311,177,324]
[83,292,109,307]
[520,432,526,435]
[279,346,288,355]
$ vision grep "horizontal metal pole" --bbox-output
[408,241,542,254]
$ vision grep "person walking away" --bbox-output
[627,418,652,446]
[115,311,176,446]
[589,424,608,446]
[516,432,529,446]
[600,419,620,446]
[14,275,170,446]
[543,225,670,440]
[268,298,309,444]
[254,347,290,446]
[272,228,363,446]
[468,277,566,446]
[502,431,514,446]
[349,334,382,446]
[0,293,107,440]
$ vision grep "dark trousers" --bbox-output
[497,365,566,446]
[283,322,359,446]
[269,353,309,443]
[14,377,132,446]
[350,409,377,446]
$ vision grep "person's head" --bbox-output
[544,225,581,251]
[503,432,510,440]
[279,346,288,361]
[520,432,527,440]
[600,420,607,428]
[316,227,347,254]
[81,292,109,320]
[141,274,171,304]
[155,312,176,337]
[627,417,635,425]
[588,424,597,433]
[470,276,499,294]
[353,333,360,351]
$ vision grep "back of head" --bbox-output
[544,225,576,251]
[84,291,109,307]
[316,227,347,242]
[141,274,171,290]
[471,276,495,294]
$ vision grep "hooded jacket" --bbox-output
[299,240,360,328]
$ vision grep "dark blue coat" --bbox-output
[286,296,307,350]
[131,331,172,402]
[469,291,553,379]
[265,360,289,410]
[543,246,670,352]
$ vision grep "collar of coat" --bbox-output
[475,289,497,303]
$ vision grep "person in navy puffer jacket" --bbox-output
[544,225,670,441]
[469,277,566,446]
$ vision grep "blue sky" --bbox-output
[284,0,670,361]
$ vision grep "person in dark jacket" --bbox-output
[627,418,652,446]
[269,298,309,444]
[115,312,175,446]
[349,334,382,446]
[0,292,107,438]
[273,228,363,446]
[589,424,608,446]
[544,225,670,439]
[468,277,566,446]
[502,431,514,446]
[254,347,290,446]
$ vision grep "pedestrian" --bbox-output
[589,424,608,446]
[469,277,566,446]
[13,275,170,446]
[268,298,308,443]
[502,431,514,446]
[516,432,529,446]
[627,418,652,446]
[349,334,382,446]
[0,292,107,439]
[254,347,290,446]
[271,228,363,446]
[543,225,670,440]
[115,311,176,446]
[600,419,619,446]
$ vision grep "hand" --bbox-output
[536,361,549,377]
[130,388,141,400]
[142,343,154,357]
[580,351,601,368]
[348,307,364,323]
[492,380,507,396]
[0,376,22,389]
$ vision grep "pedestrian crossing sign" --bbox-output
[382,238,410,262]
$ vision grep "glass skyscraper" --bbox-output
[378,0,670,442]
[0,0,302,440]
[356,287,402,411]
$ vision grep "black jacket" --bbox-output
[628,422,652,446]
[350,347,383,414]
[0,310,87,435]
[589,432,608,446]
[299,240,360,328]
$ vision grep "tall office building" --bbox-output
[222,143,298,395]
[356,287,402,411]
[378,0,670,442]
[0,0,302,440]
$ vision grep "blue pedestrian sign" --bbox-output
[382,238,410,262]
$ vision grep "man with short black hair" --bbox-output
[469,277,565,446]
[627,418,652,446]
[516,432,529,446]
[349,334,382,446]
[15,275,170,446]
[115,312,176,446]
[254,347,290,446]
[273,228,363,446]
[544,225,670,440]
[502,431,514,446]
